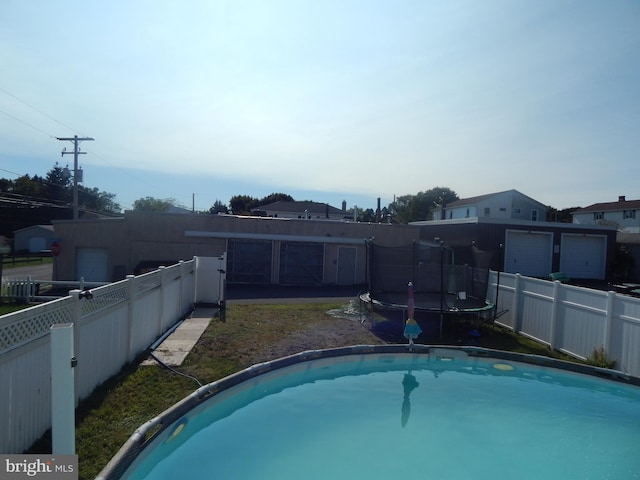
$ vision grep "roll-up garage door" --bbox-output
[227,239,272,284]
[77,248,108,282]
[279,242,324,285]
[504,230,553,277]
[560,234,606,279]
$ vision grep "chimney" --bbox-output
[619,195,626,202]
[342,200,346,211]
[376,197,381,223]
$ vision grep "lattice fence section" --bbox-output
[135,270,162,295]
[79,281,130,317]
[0,299,72,354]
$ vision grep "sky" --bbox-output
[1,0,639,213]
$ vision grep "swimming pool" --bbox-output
[100,346,640,480]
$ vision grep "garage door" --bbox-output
[504,230,553,277]
[28,236,47,253]
[227,239,272,284]
[560,234,606,279]
[77,248,108,282]
[279,242,324,285]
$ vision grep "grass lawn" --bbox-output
[28,301,572,479]
[0,303,30,315]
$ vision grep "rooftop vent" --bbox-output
[619,196,626,202]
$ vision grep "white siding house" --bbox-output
[432,190,548,222]
[572,196,640,232]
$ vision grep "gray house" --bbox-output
[432,190,548,222]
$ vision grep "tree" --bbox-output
[78,186,121,214]
[132,197,176,212]
[209,199,229,214]
[547,206,580,223]
[45,164,71,203]
[12,174,45,199]
[228,192,298,215]
[259,192,294,205]
[229,195,258,215]
[389,186,459,223]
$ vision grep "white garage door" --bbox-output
[77,248,108,282]
[504,230,553,277]
[560,234,606,279]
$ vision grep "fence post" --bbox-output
[157,266,166,336]
[603,290,616,356]
[126,275,136,362]
[512,274,521,333]
[178,260,185,315]
[549,280,561,349]
[51,321,76,454]
[26,275,33,303]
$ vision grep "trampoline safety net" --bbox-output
[368,241,492,307]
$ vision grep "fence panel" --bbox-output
[489,272,516,329]
[492,271,640,376]
[555,286,609,360]
[518,276,554,345]
[160,265,183,333]
[76,305,131,401]
[130,288,162,356]
[0,258,199,454]
[610,296,640,376]
[0,337,52,454]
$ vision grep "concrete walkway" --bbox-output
[142,287,360,367]
[142,307,218,366]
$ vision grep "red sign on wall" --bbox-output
[51,242,61,257]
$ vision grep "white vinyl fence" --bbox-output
[0,257,224,454]
[487,271,640,377]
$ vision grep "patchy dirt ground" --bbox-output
[265,313,387,360]
[194,300,391,371]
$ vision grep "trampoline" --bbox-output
[361,240,496,314]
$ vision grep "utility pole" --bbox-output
[57,135,94,220]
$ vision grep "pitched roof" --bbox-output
[254,201,345,215]
[444,189,546,208]
[574,198,640,213]
[13,224,54,234]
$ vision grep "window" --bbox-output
[484,207,490,217]
[624,210,636,219]
[531,209,538,221]
[593,212,604,220]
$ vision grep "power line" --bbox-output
[0,107,55,138]
[0,86,83,136]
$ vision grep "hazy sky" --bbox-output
[1,0,639,212]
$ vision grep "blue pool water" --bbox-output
[123,353,640,479]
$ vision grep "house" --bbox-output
[12,225,55,253]
[251,201,349,221]
[572,196,640,232]
[432,190,548,222]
